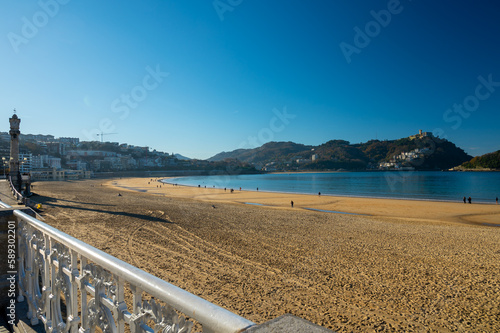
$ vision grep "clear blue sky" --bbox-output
[2,0,500,159]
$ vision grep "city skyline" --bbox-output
[2,1,500,159]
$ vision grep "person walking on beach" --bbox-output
[463,196,466,204]
[291,200,294,208]
[468,196,472,204]
[496,197,498,205]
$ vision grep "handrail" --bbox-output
[8,175,23,202]
[14,207,255,333]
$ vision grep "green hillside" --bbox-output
[208,135,472,171]
[460,150,500,170]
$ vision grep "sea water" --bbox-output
[163,171,500,204]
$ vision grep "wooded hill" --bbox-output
[459,150,500,170]
[208,136,473,171]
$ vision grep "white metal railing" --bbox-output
[8,175,24,203]
[13,208,256,333]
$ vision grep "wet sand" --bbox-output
[31,177,500,332]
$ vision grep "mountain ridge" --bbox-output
[208,134,473,171]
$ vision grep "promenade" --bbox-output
[0,179,19,207]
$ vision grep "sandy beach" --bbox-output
[31,177,500,332]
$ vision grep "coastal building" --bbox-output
[30,167,92,180]
[19,153,32,173]
[46,142,66,155]
[0,132,9,142]
[20,133,55,143]
[66,160,88,171]
[66,150,118,158]
[58,137,80,145]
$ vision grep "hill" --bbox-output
[174,153,191,160]
[208,141,313,164]
[459,150,500,170]
[208,135,472,171]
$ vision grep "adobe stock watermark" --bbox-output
[6,220,18,325]
[339,0,406,64]
[7,0,71,54]
[213,0,243,21]
[441,74,500,131]
[208,106,296,188]
[82,64,169,141]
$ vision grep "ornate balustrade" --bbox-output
[8,176,23,202]
[13,208,256,333]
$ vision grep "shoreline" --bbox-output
[109,177,500,227]
[161,177,499,206]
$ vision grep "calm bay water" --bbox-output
[164,171,500,204]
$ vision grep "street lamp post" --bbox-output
[20,157,28,173]
[2,157,5,178]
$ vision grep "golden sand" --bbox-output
[31,177,500,332]
[112,177,500,226]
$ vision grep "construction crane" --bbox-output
[96,132,117,143]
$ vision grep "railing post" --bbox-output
[69,249,80,333]
[79,256,89,333]
[43,234,51,325]
[27,224,39,325]
[114,276,127,333]
[47,236,55,329]
[130,285,143,333]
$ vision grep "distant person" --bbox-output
[291,200,294,208]
[224,188,226,191]
[468,196,472,204]
[496,197,498,205]
[239,187,242,191]
[257,187,259,191]
[318,192,321,196]
[463,196,466,204]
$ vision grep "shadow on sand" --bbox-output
[31,193,173,224]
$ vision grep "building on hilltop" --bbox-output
[409,129,433,140]
[20,133,55,143]
[0,132,9,142]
